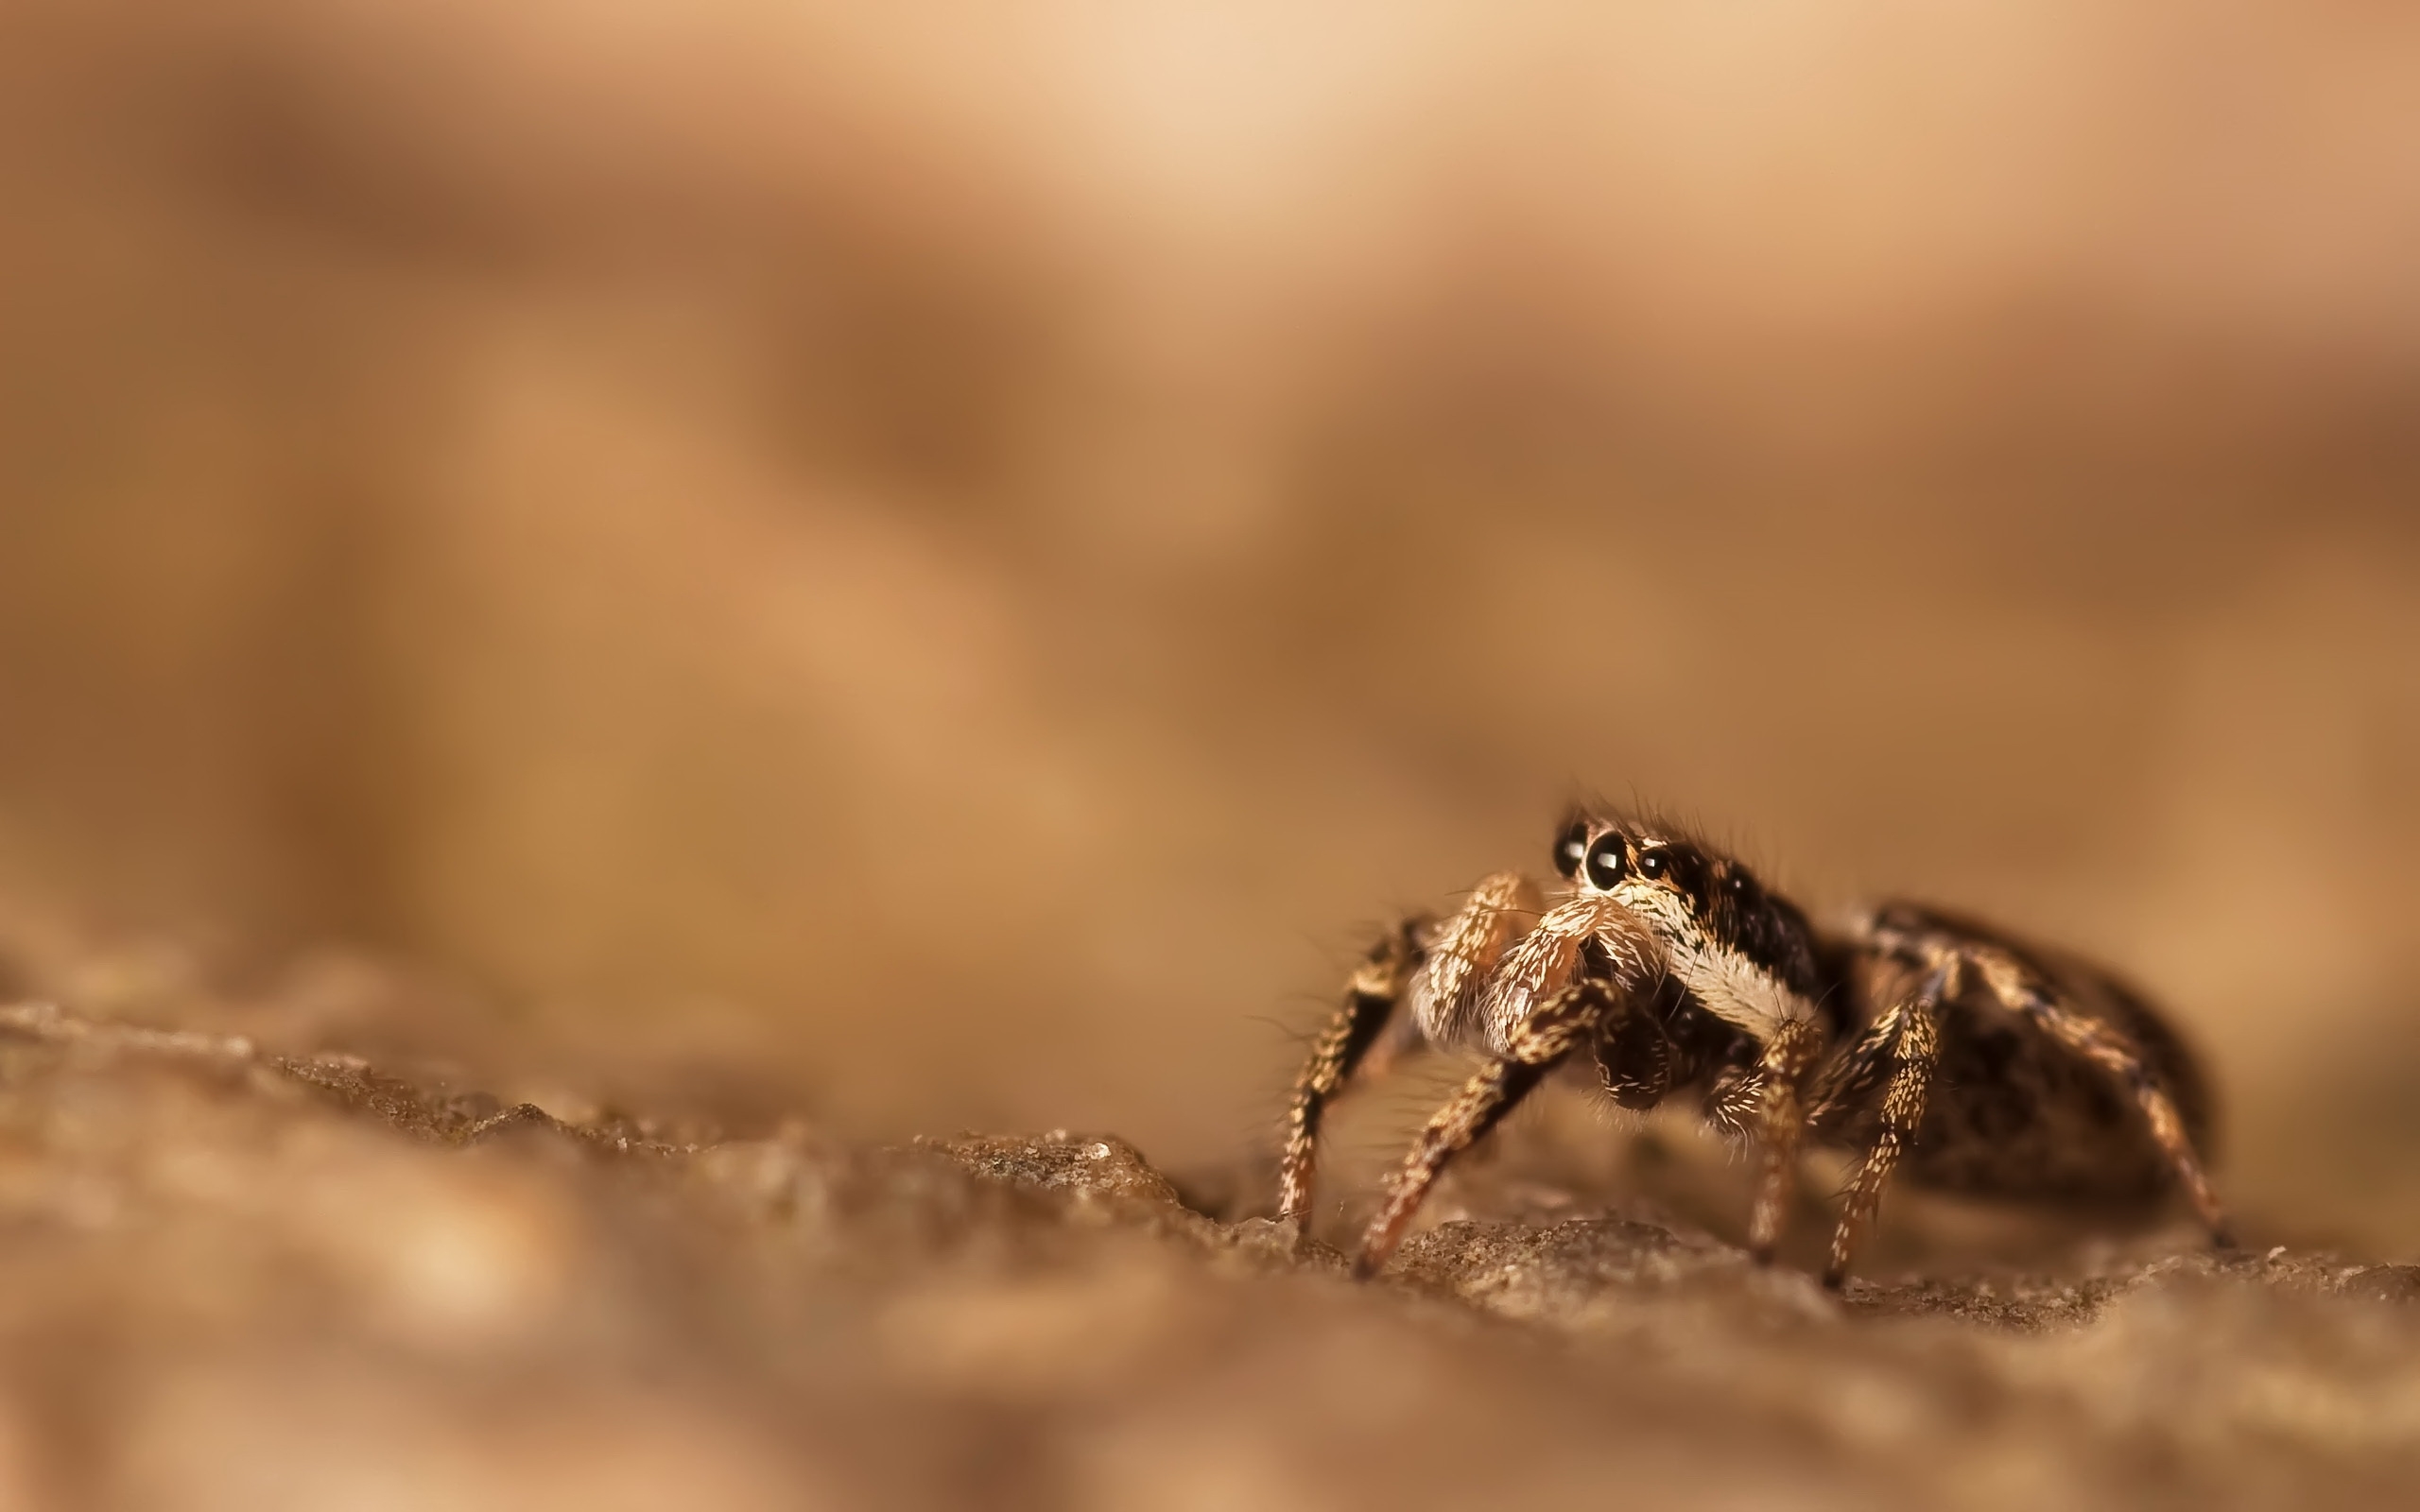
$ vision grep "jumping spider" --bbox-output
[1279,809,2231,1286]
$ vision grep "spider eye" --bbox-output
[1635,848,1668,881]
[1553,818,1589,879]
[1582,833,1627,890]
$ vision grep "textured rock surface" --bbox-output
[0,1002,2415,1510]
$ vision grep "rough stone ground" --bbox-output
[1,1000,2416,1512]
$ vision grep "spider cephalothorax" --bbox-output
[1278,808,2229,1285]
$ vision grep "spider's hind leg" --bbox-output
[1961,936,2235,1250]
[1840,908,2236,1278]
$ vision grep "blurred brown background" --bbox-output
[0,1,2414,1247]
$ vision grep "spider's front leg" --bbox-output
[1277,917,1429,1227]
[1350,897,1658,1278]
[1347,978,1602,1279]
[1276,869,1541,1228]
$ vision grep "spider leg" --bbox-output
[1697,1022,1824,1264]
[1961,942,2235,1248]
[1810,962,1954,1288]
[1350,977,1604,1279]
[1276,917,1428,1226]
[1410,870,1546,1044]
[1744,1018,1824,1265]
[1277,870,1547,1227]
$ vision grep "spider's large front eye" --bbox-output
[1553,817,1590,879]
[1582,833,1627,890]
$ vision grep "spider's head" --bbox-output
[1553,811,1712,913]
[1553,809,1783,954]
[1552,809,1823,1013]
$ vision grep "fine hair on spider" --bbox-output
[1277,806,2230,1287]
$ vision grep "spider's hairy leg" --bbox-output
[1966,946,2235,1249]
[1346,897,1658,1276]
[1474,892,1656,1047]
[1408,870,1544,1041]
[1277,917,1428,1228]
[1350,979,1605,1280]
[1745,1018,1824,1266]
[1810,962,1953,1288]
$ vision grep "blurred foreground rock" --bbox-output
[0,1001,2414,1511]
